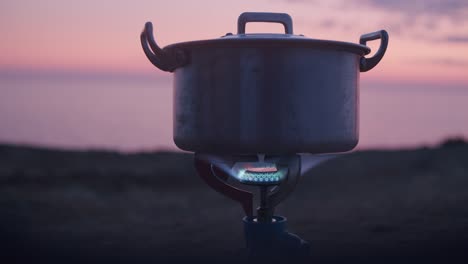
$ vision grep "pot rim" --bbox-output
[165,37,371,56]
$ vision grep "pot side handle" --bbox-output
[140,22,187,72]
[359,30,389,72]
[238,12,293,34]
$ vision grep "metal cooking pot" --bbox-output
[140,12,388,154]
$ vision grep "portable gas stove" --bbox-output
[194,154,309,259]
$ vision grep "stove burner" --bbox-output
[240,168,287,184]
[194,153,301,219]
[232,160,288,185]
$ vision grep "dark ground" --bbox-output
[1,139,468,263]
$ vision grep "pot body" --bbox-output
[173,46,360,154]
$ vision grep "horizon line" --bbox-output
[1,66,468,87]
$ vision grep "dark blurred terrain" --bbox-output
[1,139,468,263]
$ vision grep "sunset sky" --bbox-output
[1,0,468,151]
[2,0,468,83]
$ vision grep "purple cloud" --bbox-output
[282,0,468,43]
[418,58,468,67]
[366,0,468,17]
[282,0,468,20]
[318,19,336,29]
[444,36,468,43]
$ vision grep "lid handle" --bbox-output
[237,12,293,34]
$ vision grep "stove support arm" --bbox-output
[194,154,254,217]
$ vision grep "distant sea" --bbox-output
[1,73,467,152]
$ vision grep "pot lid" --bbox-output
[166,12,371,55]
[141,12,388,72]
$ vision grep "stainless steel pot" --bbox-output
[140,12,388,154]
